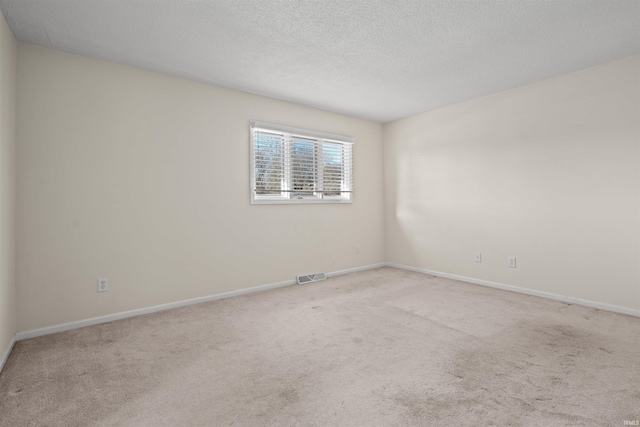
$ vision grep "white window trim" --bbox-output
[250,120,354,205]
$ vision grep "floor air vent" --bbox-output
[296,272,327,284]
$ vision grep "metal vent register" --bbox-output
[296,272,327,284]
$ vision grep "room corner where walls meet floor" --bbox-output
[2,262,639,376]
[1,267,638,426]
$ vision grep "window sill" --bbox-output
[251,198,352,205]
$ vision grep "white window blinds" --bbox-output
[250,121,354,204]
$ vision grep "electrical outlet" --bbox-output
[508,256,517,268]
[474,252,482,263]
[355,245,360,254]
[97,278,109,292]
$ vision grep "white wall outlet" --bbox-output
[508,256,517,268]
[97,278,109,292]
[355,245,360,254]
[474,252,482,263]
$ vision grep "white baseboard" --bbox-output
[326,262,386,278]
[0,335,16,374]
[15,261,635,343]
[15,263,385,341]
[386,262,640,318]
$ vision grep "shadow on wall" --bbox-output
[385,56,640,311]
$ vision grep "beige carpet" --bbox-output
[1,267,638,426]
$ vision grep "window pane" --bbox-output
[322,142,344,196]
[290,137,316,197]
[255,132,284,195]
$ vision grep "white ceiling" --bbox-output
[1,0,638,123]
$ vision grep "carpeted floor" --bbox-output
[0,267,638,426]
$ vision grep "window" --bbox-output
[250,121,353,204]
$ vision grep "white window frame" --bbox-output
[250,121,354,204]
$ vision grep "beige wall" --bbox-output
[12,43,639,333]
[0,10,16,359]
[16,44,384,332]
[384,56,640,311]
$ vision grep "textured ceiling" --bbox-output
[1,0,639,123]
